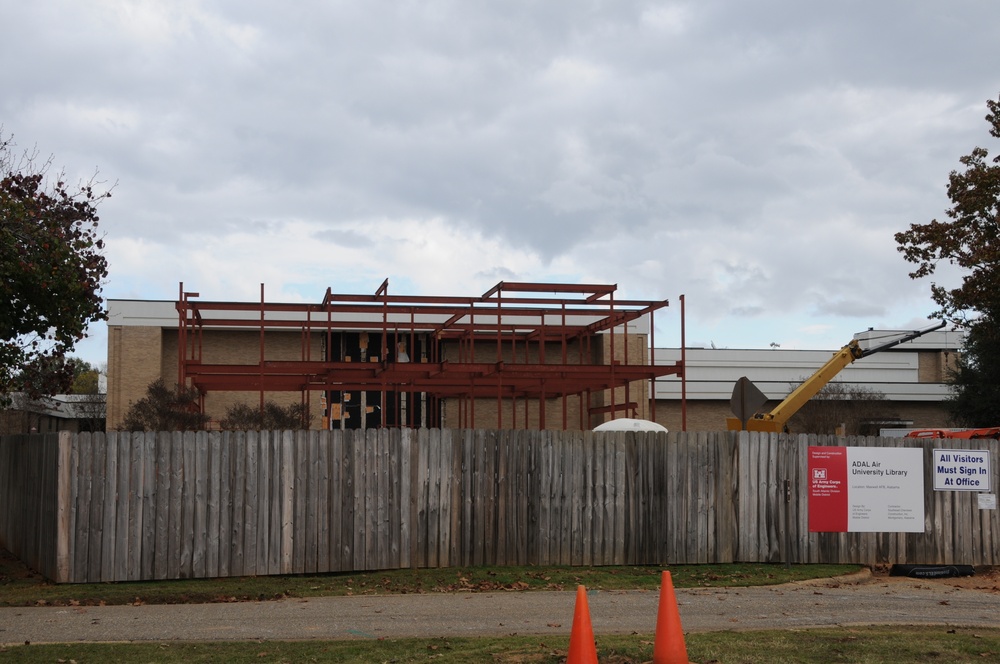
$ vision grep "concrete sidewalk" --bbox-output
[1,576,998,644]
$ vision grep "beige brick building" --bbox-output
[106,283,674,431]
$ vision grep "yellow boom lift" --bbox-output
[726,322,946,432]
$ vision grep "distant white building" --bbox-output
[651,329,963,434]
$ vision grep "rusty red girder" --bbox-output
[185,360,682,396]
[176,280,682,428]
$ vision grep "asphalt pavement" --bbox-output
[1,573,998,644]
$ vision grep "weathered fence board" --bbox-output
[4,430,1000,583]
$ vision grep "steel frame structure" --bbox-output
[176,280,684,430]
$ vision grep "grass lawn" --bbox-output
[5,549,995,661]
[0,626,998,662]
[0,548,860,607]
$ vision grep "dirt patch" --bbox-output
[869,564,1000,593]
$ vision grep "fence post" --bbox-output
[55,431,72,583]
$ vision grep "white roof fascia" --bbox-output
[107,300,177,328]
[653,334,956,402]
[108,299,652,334]
[654,378,953,401]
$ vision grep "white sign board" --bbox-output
[933,449,991,491]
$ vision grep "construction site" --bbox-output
[104,279,963,434]
[106,280,683,432]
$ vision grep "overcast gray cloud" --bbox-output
[4,0,998,362]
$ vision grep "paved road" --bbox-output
[1,574,998,644]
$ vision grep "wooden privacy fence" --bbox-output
[1,429,998,583]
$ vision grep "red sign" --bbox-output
[808,446,925,532]
[808,446,848,532]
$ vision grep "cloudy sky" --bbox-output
[4,1,998,364]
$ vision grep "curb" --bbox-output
[776,567,873,588]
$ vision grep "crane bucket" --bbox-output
[728,376,769,430]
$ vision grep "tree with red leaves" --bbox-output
[896,94,1000,425]
[0,133,111,402]
[896,94,1000,322]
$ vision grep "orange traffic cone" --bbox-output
[652,570,689,664]
[566,584,599,664]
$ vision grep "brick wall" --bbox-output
[595,331,651,426]
[440,394,592,430]
[108,326,325,430]
[107,326,163,429]
[890,402,955,429]
[918,349,959,384]
[436,331,653,430]
[650,398,954,433]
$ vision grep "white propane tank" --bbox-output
[593,418,668,433]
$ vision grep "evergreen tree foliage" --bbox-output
[946,318,1000,426]
[219,401,311,431]
[119,379,208,432]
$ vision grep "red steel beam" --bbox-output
[175,279,680,429]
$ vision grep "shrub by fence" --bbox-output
[0,429,997,583]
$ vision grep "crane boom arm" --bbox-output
[726,341,863,432]
[726,322,946,433]
[760,340,864,429]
